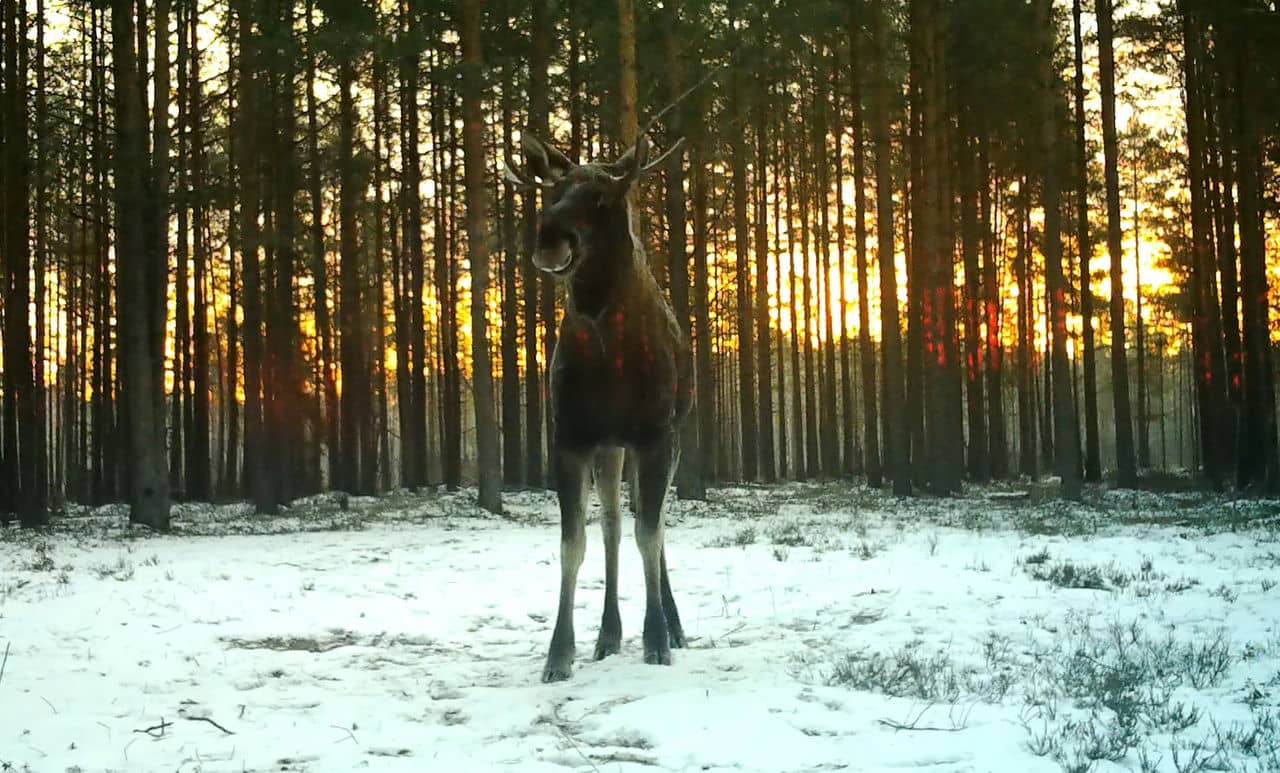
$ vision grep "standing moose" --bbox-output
[506,131,692,682]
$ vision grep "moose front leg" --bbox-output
[633,435,678,666]
[543,448,591,683]
[593,446,625,660]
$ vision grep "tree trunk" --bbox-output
[1095,0,1137,486]
[111,0,170,529]
[3,0,47,525]
[1016,183,1036,477]
[458,0,502,513]
[500,62,522,488]
[304,1,339,491]
[1229,9,1277,491]
[525,0,550,487]
[755,80,777,482]
[1039,0,1081,499]
[1072,0,1101,482]
[849,3,881,486]
[692,145,716,487]
[188,2,210,499]
[817,54,840,478]
[870,0,909,494]
[337,55,368,493]
[662,5,703,498]
[730,46,758,480]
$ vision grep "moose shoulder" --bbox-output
[506,131,692,682]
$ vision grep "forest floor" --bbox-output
[2,481,1280,773]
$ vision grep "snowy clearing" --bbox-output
[2,483,1280,772]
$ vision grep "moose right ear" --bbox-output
[521,132,576,184]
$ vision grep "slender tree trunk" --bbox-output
[785,137,805,478]
[692,145,716,487]
[1095,0,1137,486]
[1016,184,1036,477]
[500,63,522,488]
[755,82,777,482]
[960,127,986,481]
[1072,0,1101,482]
[870,0,909,494]
[1039,0,1081,499]
[849,4,881,486]
[525,0,550,487]
[817,54,840,478]
[730,47,758,480]
[459,0,502,513]
[773,137,790,480]
[833,53,856,476]
[1132,142,1149,470]
[799,111,820,479]
[188,2,210,499]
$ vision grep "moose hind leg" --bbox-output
[660,548,686,649]
[593,446,625,660]
[633,436,676,666]
[543,449,591,683]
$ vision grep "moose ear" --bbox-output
[521,132,575,184]
[608,133,650,185]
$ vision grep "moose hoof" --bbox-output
[593,635,621,661]
[669,627,687,649]
[542,661,574,683]
[542,647,575,683]
[643,645,673,666]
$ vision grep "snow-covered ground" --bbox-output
[2,483,1279,772]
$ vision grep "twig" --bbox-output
[41,696,57,714]
[330,724,357,744]
[133,718,171,737]
[0,641,10,686]
[186,715,235,735]
[554,725,601,773]
[877,702,971,733]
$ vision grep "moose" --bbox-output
[505,131,693,682]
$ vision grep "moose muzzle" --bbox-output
[533,220,577,276]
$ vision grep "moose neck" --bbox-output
[566,205,647,319]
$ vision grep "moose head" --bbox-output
[504,132,683,281]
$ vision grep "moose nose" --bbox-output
[533,221,576,274]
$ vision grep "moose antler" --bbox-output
[502,154,553,190]
[639,136,685,174]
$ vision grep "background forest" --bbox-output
[0,0,1278,530]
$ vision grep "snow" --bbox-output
[2,484,1278,772]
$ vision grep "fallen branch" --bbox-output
[0,641,10,686]
[133,718,171,737]
[185,715,235,735]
